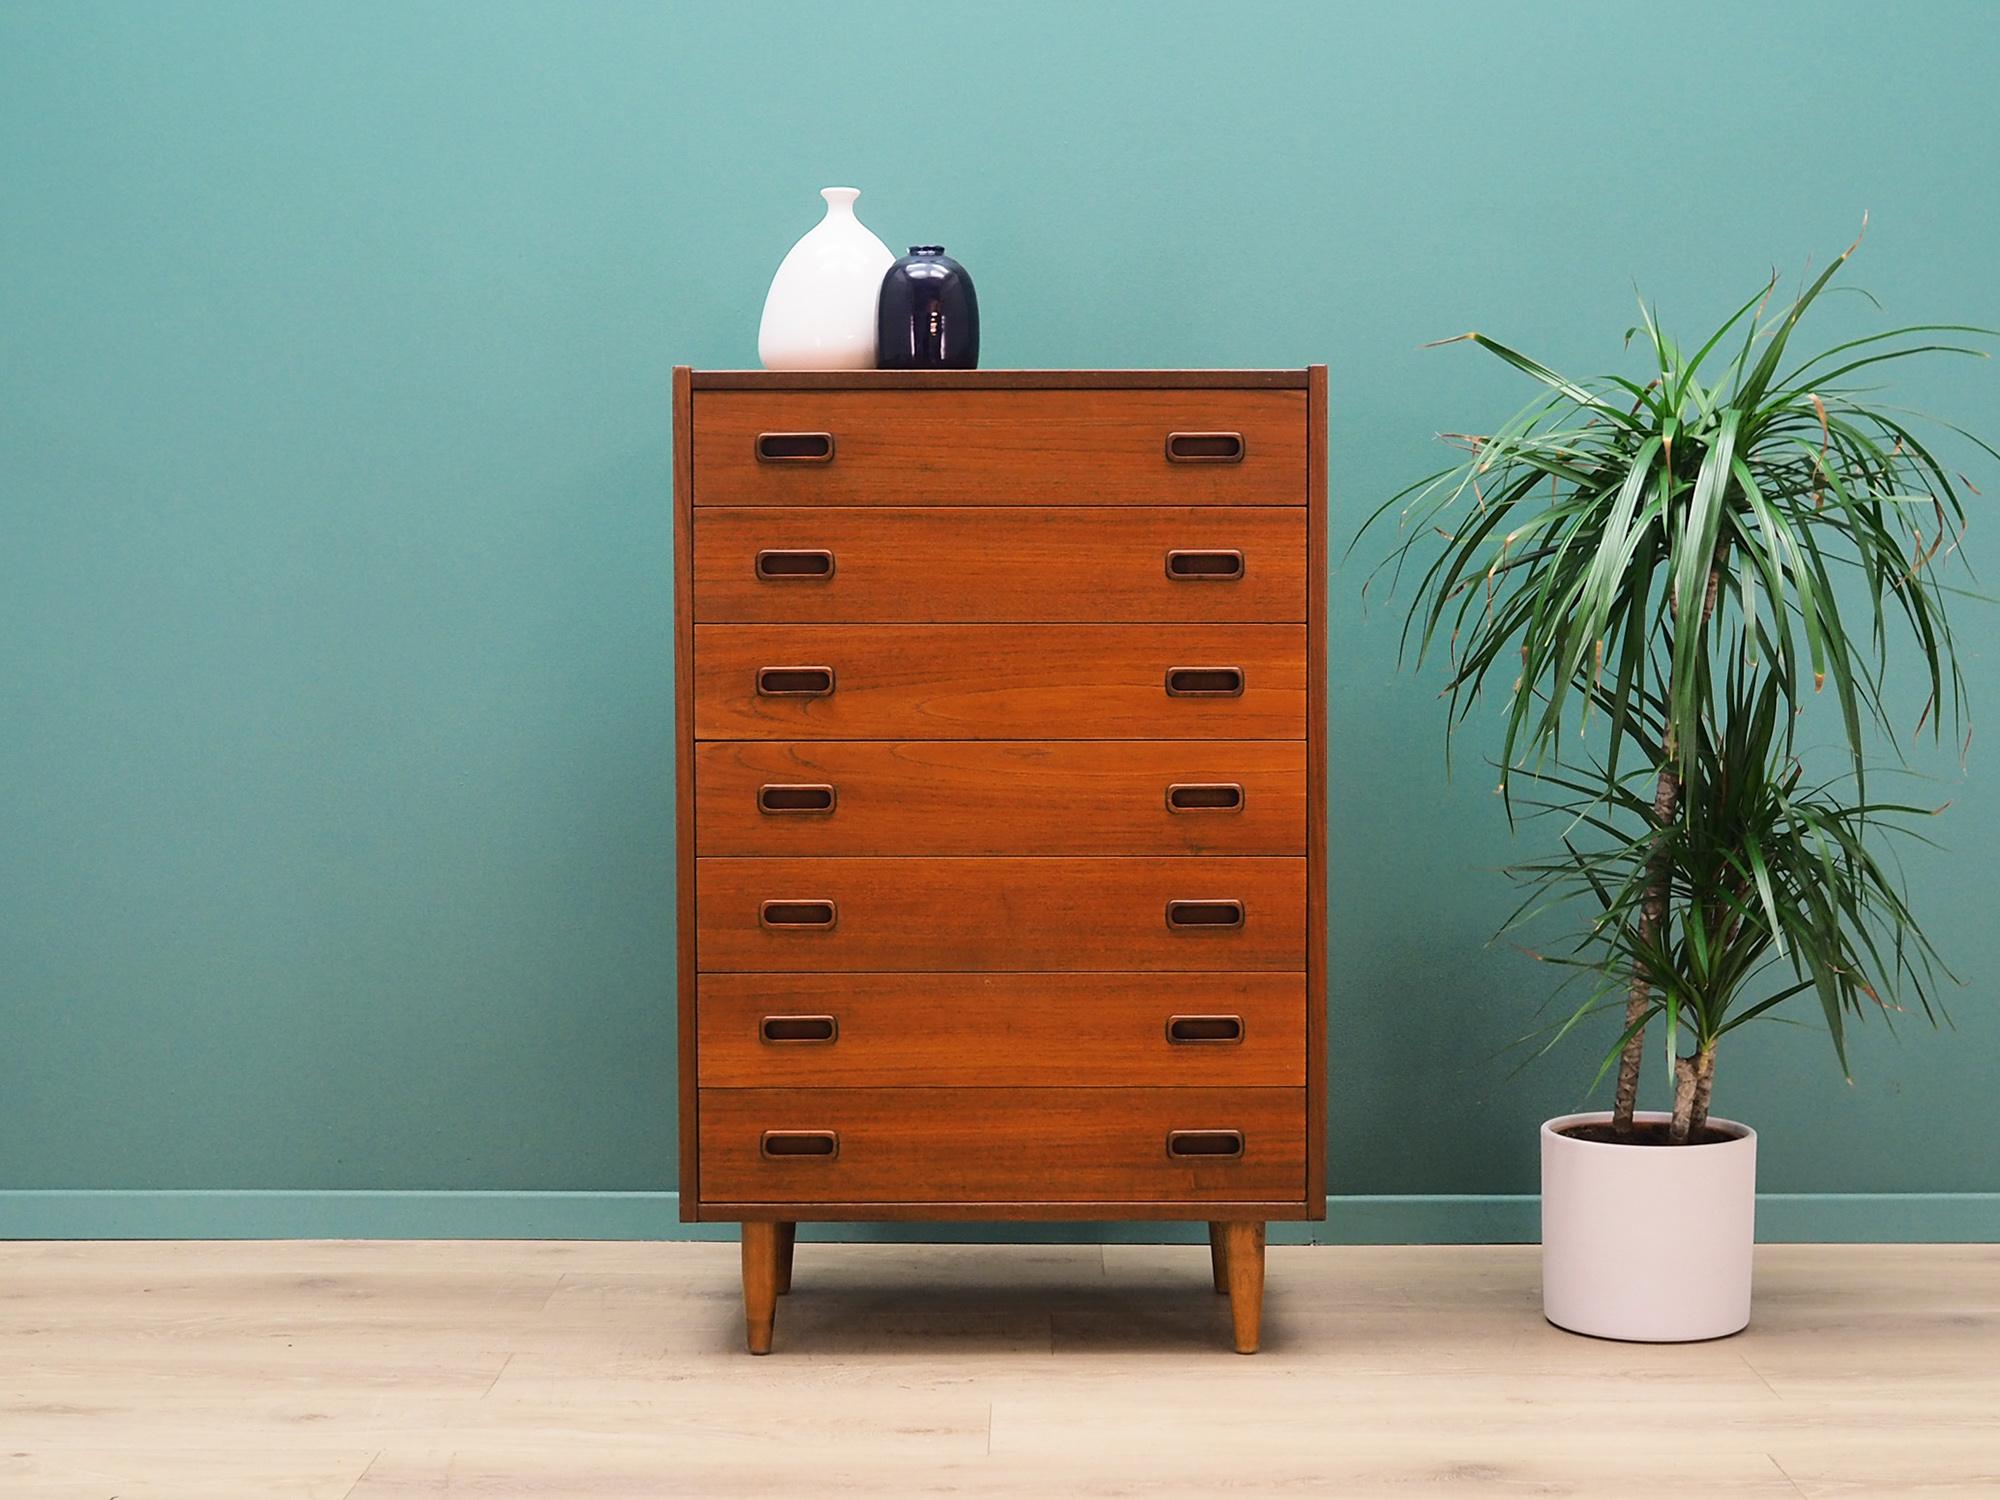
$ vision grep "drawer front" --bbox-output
[695,740,1306,856]
[697,973,1306,1087]
[697,1086,1306,1204]
[695,856,1306,972]
[694,507,1306,623]
[693,625,1306,740]
[691,390,1305,507]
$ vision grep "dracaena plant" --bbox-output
[1367,227,1991,1143]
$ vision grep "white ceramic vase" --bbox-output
[1541,1110,1757,1341]
[757,187,894,371]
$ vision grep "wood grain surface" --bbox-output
[694,740,1306,855]
[1305,362,1328,1215]
[7,1240,1996,1495]
[690,368,1310,389]
[692,624,1306,740]
[693,507,1306,622]
[673,366,701,1210]
[697,1086,1307,1204]
[677,369,1326,1245]
[691,389,1306,507]
[694,856,1307,972]
[695,972,1306,1087]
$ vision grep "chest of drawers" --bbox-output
[673,367,1326,1353]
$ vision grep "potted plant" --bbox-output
[1367,227,1991,1341]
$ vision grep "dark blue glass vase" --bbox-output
[876,246,979,369]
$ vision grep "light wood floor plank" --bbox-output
[1,1240,1994,1497]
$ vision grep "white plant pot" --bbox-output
[757,187,894,371]
[1541,1109,1757,1342]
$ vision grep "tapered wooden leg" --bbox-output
[1219,1221,1266,1354]
[1206,1222,1229,1294]
[741,1223,780,1354]
[774,1222,796,1296]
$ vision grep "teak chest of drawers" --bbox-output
[672,367,1327,1353]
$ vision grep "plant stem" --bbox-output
[1670,1044,1717,1143]
[1612,550,1727,1136]
[1612,760,1679,1133]
[1686,1044,1717,1138]
[1670,1053,1699,1143]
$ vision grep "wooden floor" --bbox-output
[2,1240,1995,1498]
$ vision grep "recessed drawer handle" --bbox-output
[1165,549,1245,581]
[1166,899,1244,930]
[755,432,835,463]
[761,1015,838,1044]
[1165,432,1245,463]
[1166,782,1244,813]
[1165,666,1244,698]
[758,783,837,815]
[1167,1014,1245,1044]
[1166,1129,1245,1159]
[757,666,835,697]
[756,548,835,580]
[760,899,837,929]
[761,1130,839,1159]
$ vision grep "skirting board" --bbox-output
[3,1192,1996,1243]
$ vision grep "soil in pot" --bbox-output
[1559,1121,1736,1147]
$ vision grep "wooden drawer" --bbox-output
[697,973,1306,1087]
[695,856,1306,972]
[697,1086,1307,1205]
[695,741,1306,855]
[692,625,1306,740]
[693,507,1306,623]
[691,390,1305,508]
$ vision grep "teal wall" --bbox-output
[4,0,1997,1237]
